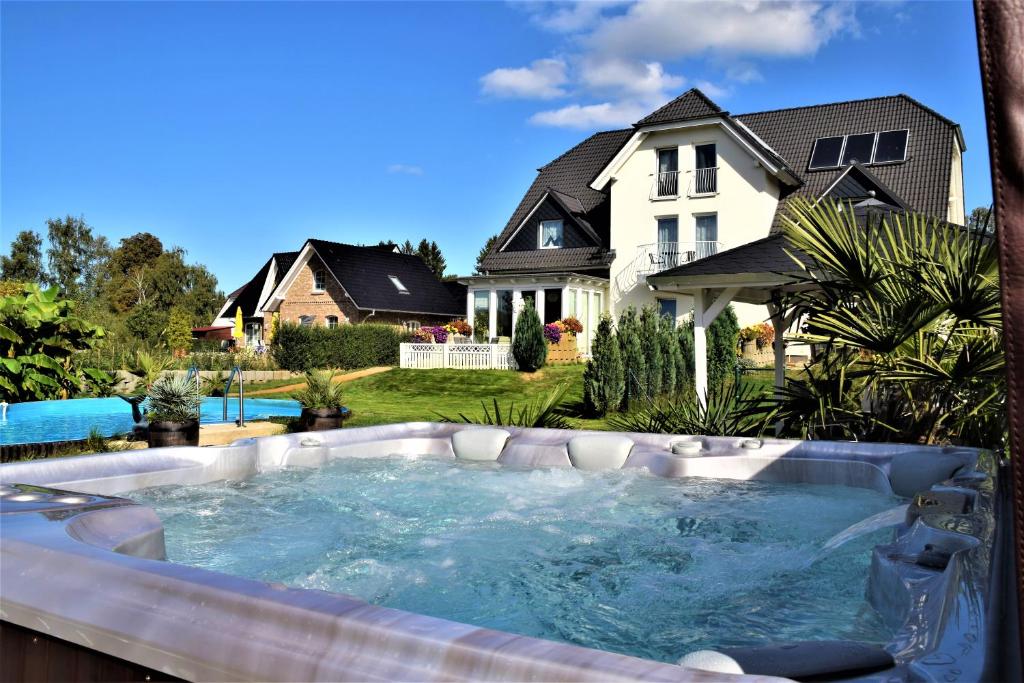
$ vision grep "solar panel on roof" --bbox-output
[841,133,876,165]
[809,136,844,169]
[874,130,909,163]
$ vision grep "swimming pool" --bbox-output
[0,397,301,445]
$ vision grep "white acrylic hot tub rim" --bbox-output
[0,423,993,682]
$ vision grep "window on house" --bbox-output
[388,275,409,294]
[568,289,578,318]
[809,136,845,169]
[841,133,876,165]
[657,298,678,323]
[326,315,339,329]
[656,217,680,268]
[696,214,719,258]
[313,269,327,292]
[473,290,490,341]
[496,290,513,338]
[656,148,679,196]
[693,144,717,194]
[539,220,564,249]
[873,130,909,163]
[299,315,315,327]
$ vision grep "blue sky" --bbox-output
[2,1,990,291]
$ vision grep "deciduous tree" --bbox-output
[1,230,45,283]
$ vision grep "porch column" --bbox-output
[466,290,473,330]
[511,290,523,339]
[693,290,708,407]
[562,284,571,319]
[691,286,741,409]
[768,301,787,397]
[488,290,497,342]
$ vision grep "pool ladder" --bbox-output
[223,366,245,427]
[184,365,201,419]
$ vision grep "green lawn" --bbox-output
[260,365,616,430]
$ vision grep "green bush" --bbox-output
[583,314,624,416]
[658,314,679,396]
[679,304,739,394]
[617,307,647,410]
[292,369,345,409]
[0,284,110,401]
[511,305,547,372]
[271,322,411,372]
[639,306,663,397]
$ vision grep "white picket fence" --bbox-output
[399,343,517,370]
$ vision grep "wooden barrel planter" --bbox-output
[147,419,200,448]
[547,335,579,365]
[300,407,349,432]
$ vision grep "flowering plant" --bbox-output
[426,326,449,343]
[543,323,562,344]
[739,323,774,348]
[411,328,434,343]
[561,316,583,335]
[443,319,472,336]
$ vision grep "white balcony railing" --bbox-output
[689,167,718,196]
[650,167,718,199]
[651,170,679,198]
[639,241,723,271]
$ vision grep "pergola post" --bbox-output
[691,286,740,408]
[768,301,787,397]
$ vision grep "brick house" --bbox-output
[212,239,464,346]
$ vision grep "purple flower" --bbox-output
[543,323,561,344]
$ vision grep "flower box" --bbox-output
[547,334,579,365]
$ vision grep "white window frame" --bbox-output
[298,315,315,327]
[388,275,410,294]
[325,315,339,329]
[538,219,564,249]
[312,269,327,292]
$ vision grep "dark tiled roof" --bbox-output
[634,89,723,127]
[735,94,961,228]
[482,246,615,274]
[226,251,300,317]
[307,239,462,316]
[649,235,811,280]
[481,129,632,273]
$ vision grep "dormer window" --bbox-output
[313,269,327,292]
[389,275,409,294]
[540,220,564,249]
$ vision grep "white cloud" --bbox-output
[587,1,856,60]
[387,164,424,176]
[480,58,569,99]
[529,99,656,129]
[484,1,859,129]
[578,56,684,98]
[725,62,763,84]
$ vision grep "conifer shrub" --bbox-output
[512,304,547,372]
[639,306,663,397]
[658,313,678,396]
[583,314,624,416]
[617,306,647,410]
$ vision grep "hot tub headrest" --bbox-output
[452,428,511,461]
[889,451,965,498]
[567,435,635,471]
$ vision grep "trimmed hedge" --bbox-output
[272,323,412,371]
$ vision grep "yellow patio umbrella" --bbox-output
[233,306,244,341]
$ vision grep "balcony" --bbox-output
[649,167,718,199]
[689,167,718,196]
[615,241,726,292]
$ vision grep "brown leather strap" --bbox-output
[975,0,1024,657]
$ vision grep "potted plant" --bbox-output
[146,374,201,447]
[293,369,348,431]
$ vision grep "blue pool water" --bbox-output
[0,397,301,445]
[132,457,899,662]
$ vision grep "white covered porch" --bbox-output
[458,273,609,354]
[647,250,813,408]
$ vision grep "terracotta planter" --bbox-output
[546,335,579,365]
[300,407,348,432]
[147,419,200,448]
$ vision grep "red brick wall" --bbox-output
[267,255,457,339]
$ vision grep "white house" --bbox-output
[461,89,967,398]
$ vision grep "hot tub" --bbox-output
[0,423,1002,681]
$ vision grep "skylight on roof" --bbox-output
[808,129,909,169]
[388,275,409,294]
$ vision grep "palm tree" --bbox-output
[772,197,1004,448]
